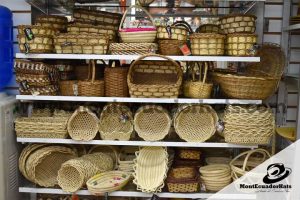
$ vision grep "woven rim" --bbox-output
[36,15,68,22]
[206,157,231,165]
[190,33,225,39]
[227,33,258,37]
[220,14,257,20]
[200,164,231,175]
[157,25,188,31]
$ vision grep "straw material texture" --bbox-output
[104,67,129,97]
[220,14,256,34]
[226,33,257,56]
[109,43,158,55]
[157,26,188,40]
[17,25,57,36]
[19,85,58,96]
[14,59,58,75]
[178,149,202,160]
[36,15,67,32]
[88,145,119,169]
[196,24,220,33]
[158,39,184,55]
[18,34,53,53]
[190,33,225,55]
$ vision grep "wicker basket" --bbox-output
[16,74,52,87]
[36,15,68,32]
[88,145,119,169]
[17,25,57,35]
[14,59,57,75]
[31,108,52,117]
[133,147,169,193]
[18,34,53,53]
[19,85,58,95]
[104,66,129,97]
[220,14,256,34]
[59,80,78,96]
[127,54,183,98]
[67,106,99,141]
[87,171,132,194]
[223,105,275,144]
[54,34,109,54]
[119,5,157,43]
[158,39,185,55]
[157,26,188,41]
[178,149,202,160]
[184,62,213,98]
[167,172,200,193]
[170,167,197,179]
[134,105,171,141]
[196,24,220,33]
[99,104,134,141]
[174,105,218,142]
[109,43,158,55]
[226,33,257,56]
[74,18,119,31]
[57,153,114,192]
[190,33,225,55]
[15,116,69,138]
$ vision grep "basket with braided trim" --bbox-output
[220,14,256,34]
[99,104,133,141]
[134,105,171,141]
[226,33,257,56]
[128,54,183,98]
[57,153,114,192]
[190,33,225,55]
[109,43,158,55]
[67,106,99,141]
[174,105,218,142]
[18,34,53,53]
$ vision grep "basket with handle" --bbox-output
[184,62,213,98]
[127,54,183,98]
[119,5,157,43]
[78,60,104,97]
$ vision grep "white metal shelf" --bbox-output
[16,95,263,104]
[15,53,261,62]
[17,138,258,148]
[284,23,300,31]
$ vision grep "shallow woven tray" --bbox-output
[190,33,225,55]
[109,43,158,55]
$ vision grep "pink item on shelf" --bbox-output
[119,27,156,32]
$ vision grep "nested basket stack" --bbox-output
[35,15,68,32]
[117,147,137,173]
[196,24,220,33]
[99,104,134,141]
[190,33,225,55]
[127,54,183,98]
[222,105,275,144]
[104,64,129,97]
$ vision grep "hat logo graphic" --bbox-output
[263,163,292,184]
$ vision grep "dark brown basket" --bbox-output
[167,171,200,193]
[158,39,184,55]
[104,66,129,97]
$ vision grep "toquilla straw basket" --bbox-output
[220,14,256,34]
[109,43,158,55]
[190,33,225,55]
[226,33,257,56]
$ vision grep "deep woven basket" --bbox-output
[178,149,202,160]
[127,54,183,98]
[109,43,158,55]
[158,39,185,55]
[157,26,188,41]
[220,14,256,34]
[67,106,99,141]
[196,24,220,33]
[134,105,171,141]
[226,33,257,56]
[19,85,58,96]
[18,34,53,53]
[99,104,134,141]
[59,80,78,96]
[104,66,129,97]
[190,33,225,55]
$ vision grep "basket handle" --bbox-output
[87,60,96,83]
[172,21,194,34]
[119,5,155,30]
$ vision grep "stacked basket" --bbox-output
[35,15,68,32]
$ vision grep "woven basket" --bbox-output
[78,60,105,97]
[18,34,53,53]
[128,54,183,98]
[36,15,68,24]
[119,5,157,43]
[133,147,169,193]
[19,85,58,96]
[74,18,119,30]
[67,106,99,141]
[17,25,57,35]
[31,108,51,117]
[196,24,220,33]
[59,80,78,96]
[104,66,129,97]
[184,62,213,98]
[167,171,200,193]
[99,104,134,141]
[54,33,109,54]
[57,153,114,192]
[223,105,275,144]
[36,15,68,32]
[16,74,52,87]
[134,105,171,141]
[15,116,69,138]
[14,59,57,75]
[178,149,202,160]
[87,171,131,194]
[24,145,77,187]
[158,39,185,55]
[190,33,225,55]
[88,145,119,169]
[170,167,197,179]
[157,26,188,41]
[109,43,158,55]
[220,14,256,34]
[226,33,257,56]
[174,105,218,142]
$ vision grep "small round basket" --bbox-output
[226,33,257,56]
[99,104,134,141]
[220,14,256,34]
[190,33,225,55]
[67,106,99,141]
[174,105,218,142]
[134,105,171,141]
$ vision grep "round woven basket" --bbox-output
[99,103,133,141]
[158,39,184,55]
[157,26,188,41]
[190,33,225,55]
[57,153,114,193]
[67,106,99,141]
[196,24,220,33]
[220,14,256,34]
[17,34,53,53]
[134,105,171,141]
[226,33,257,56]
[174,105,218,142]
[88,145,119,169]
[133,147,169,193]
[104,66,129,97]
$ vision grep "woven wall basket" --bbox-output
[18,25,57,36]
[127,54,183,98]
[190,33,225,55]
[67,106,99,141]
[226,33,257,56]
[220,14,256,34]
[104,66,129,97]
[157,26,188,41]
[196,24,220,34]
[133,147,169,193]
[18,34,53,53]
[99,104,134,141]
[174,105,218,142]
[158,39,184,55]
[134,105,171,141]
[57,153,114,192]
[109,43,158,55]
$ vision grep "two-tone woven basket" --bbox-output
[196,24,220,33]
[226,33,257,56]
[157,25,188,40]
[109,43,158,55]
[17,34,53,53]
[178,149,202,160]
[190,33,225,55]
[220,14,256,34]
[36,15,68,32]
[17,25,57,36]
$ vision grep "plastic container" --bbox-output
[0,6,13,91]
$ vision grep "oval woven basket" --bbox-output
[226,33,257,56]
[87,171,132,194]
[67,106,99,141]
[220,14,256,34]
[174,105,218,142]
[99,104,133,141]
[190,33,225,55]
[133,147,169,193]
[127,54,183,98]
[134,105,171,141]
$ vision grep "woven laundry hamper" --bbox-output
[174,105,218,142]
[104,66,129,97]
[99,104,133,141]
[226,33,257,56]
[67,106,99,141]
[17,34,53,53]
[134,105,171,141]
[220,14,256,34]
[35,15,68,32]
[190,33,225,55]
